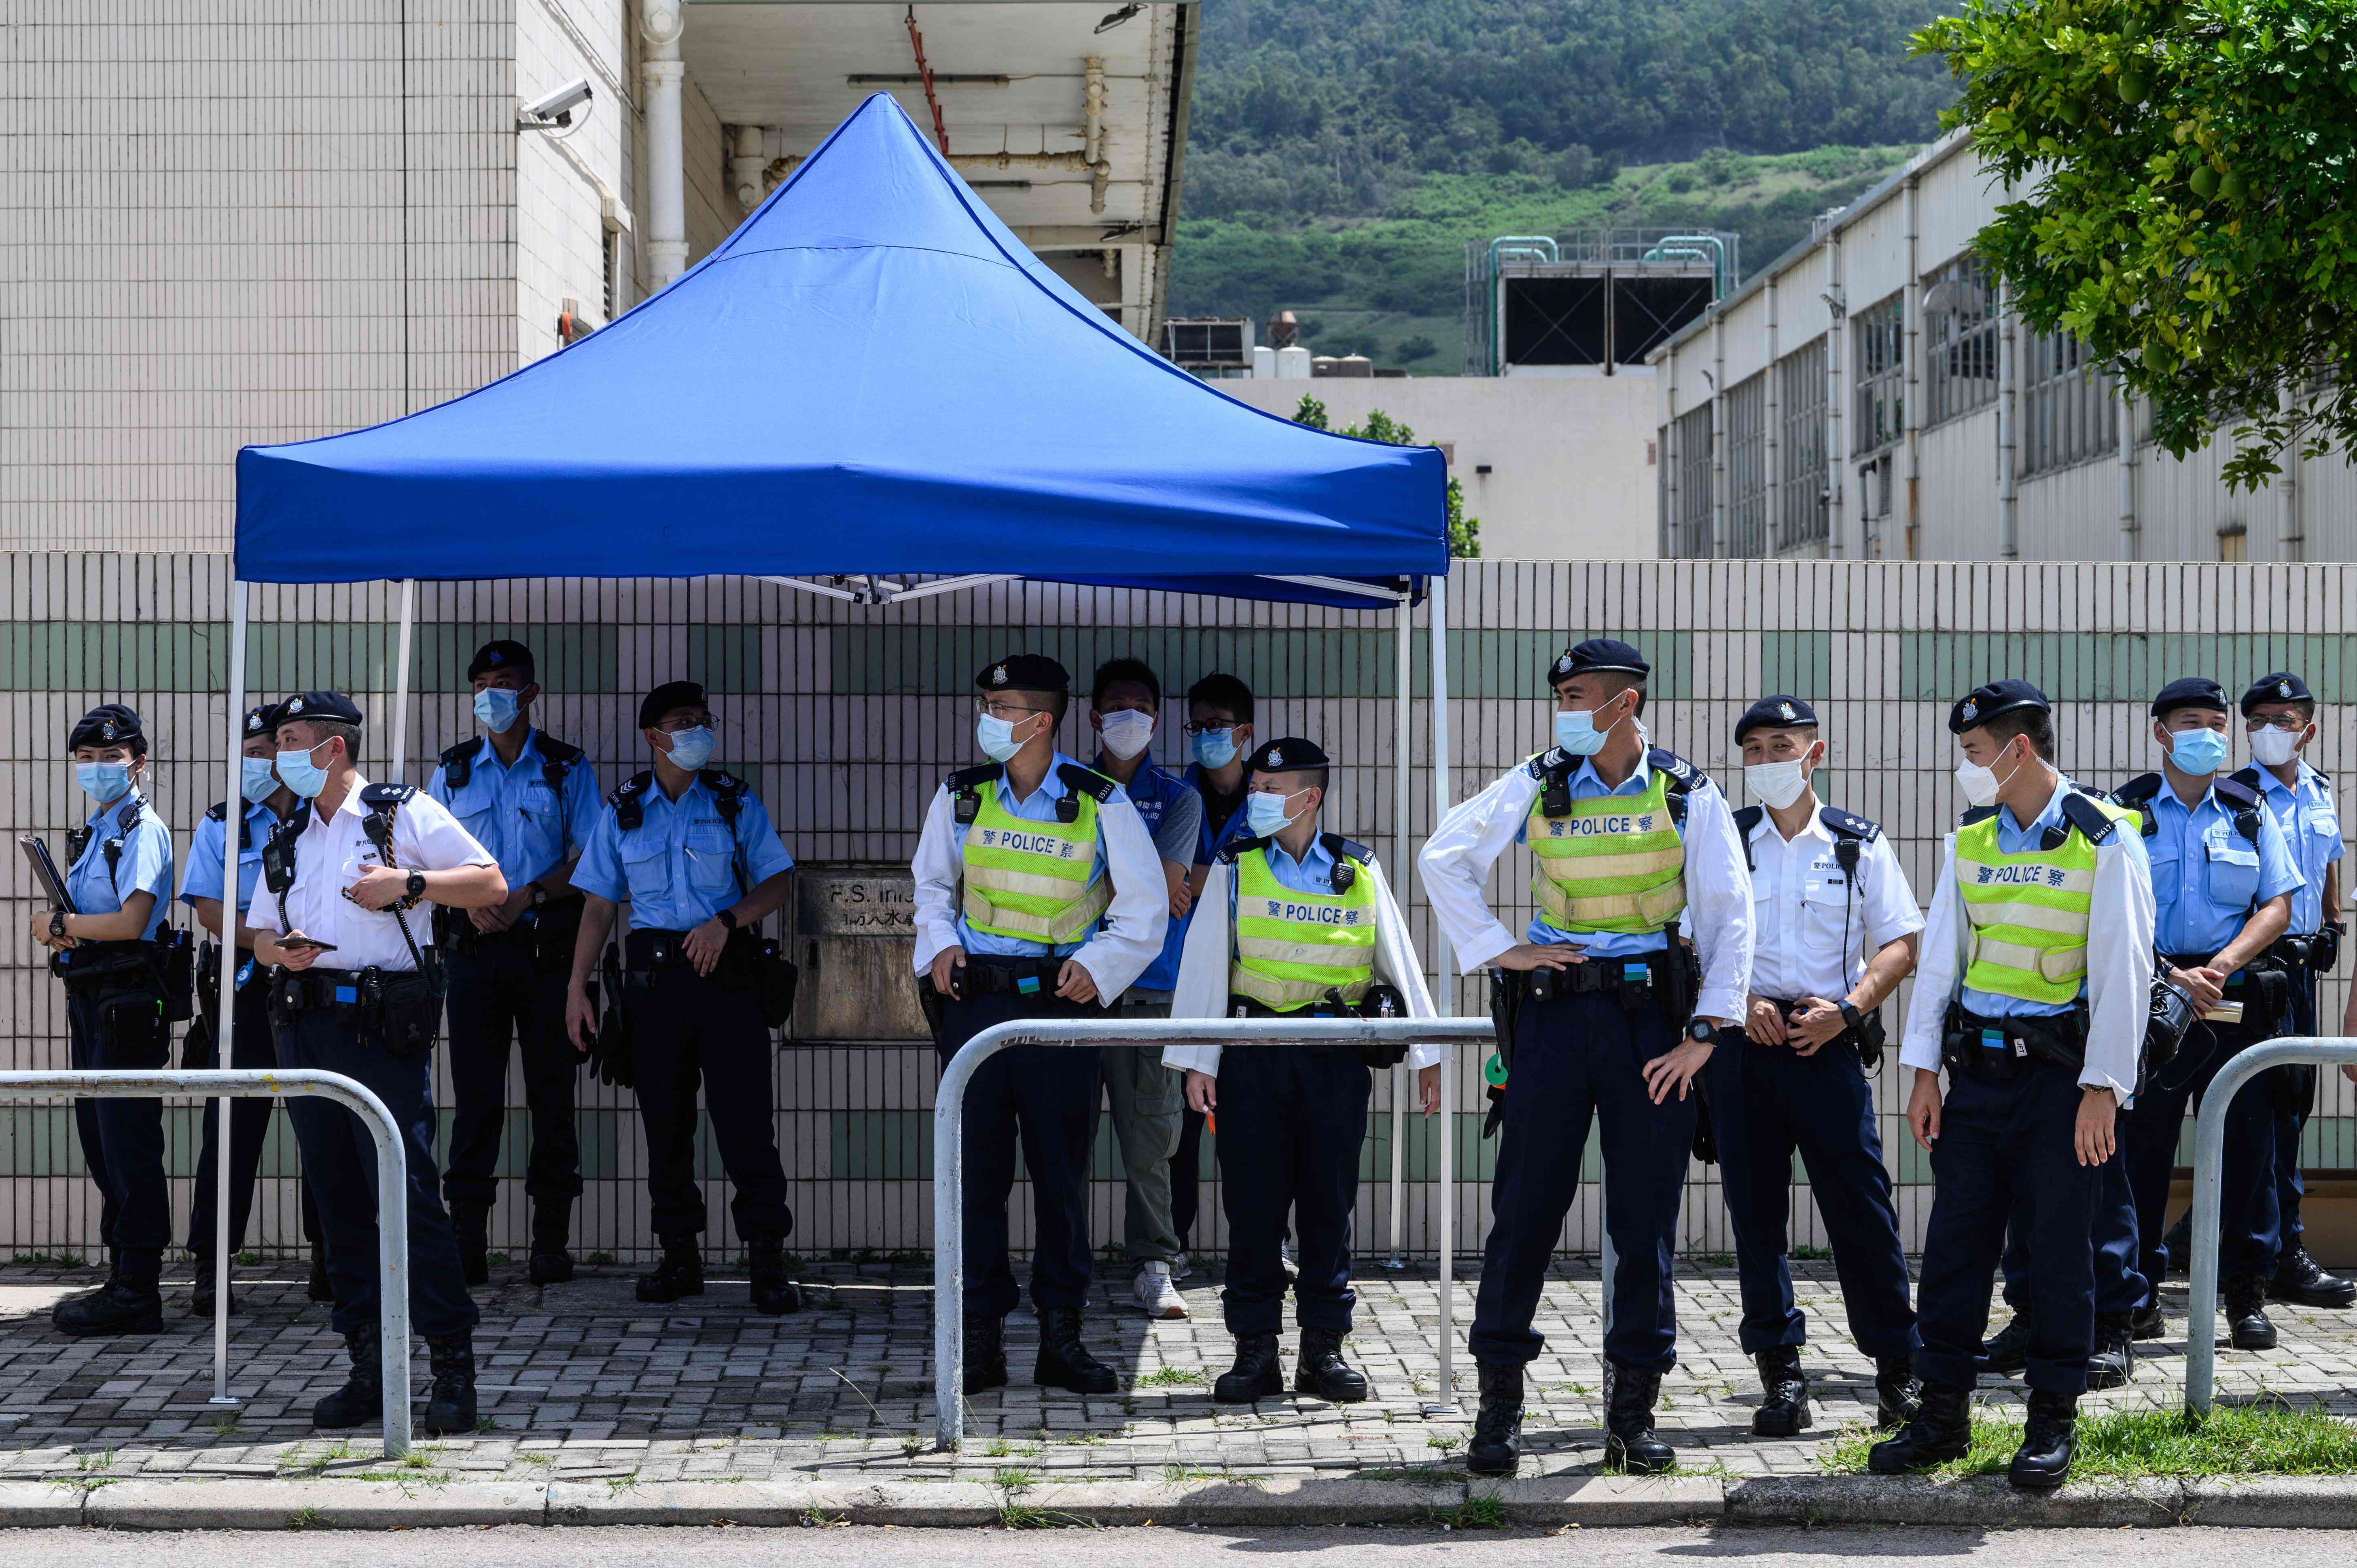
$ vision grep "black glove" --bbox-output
[2315,922,2343,975]
[590,1006,634,1089]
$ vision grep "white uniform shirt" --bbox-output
[246,774,498,974]
[1745,807,1924,1003]
[1162,845,1441,1076]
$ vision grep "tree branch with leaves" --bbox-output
[1292,394,1482,556]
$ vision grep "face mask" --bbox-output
[241,757,281,804]
[2167,727,2227,777]
[662,726,716,772]
[1554,697,1624,757]
[76,762,133,804]
[1098,710,1155,761]
[1953,740,2020,809]
[277,743,331,799]
[1246,788,1307,837]
[1192,727,1238,769]
[2250,727,2303,768]
[1743,759,1810,811]
[473,686,524,735]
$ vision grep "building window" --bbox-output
[1852,294,1905,456]
[603,230,618,322]
[1725,373,1768,557]
[1778,338,1828,548]
[1922,254,1997,426]
[2022,328,2119,475]
[1662,404,1714,557]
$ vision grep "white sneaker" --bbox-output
[1280,1240,1299,1280]
[1134,1261,1188,1319]
[1170,1252,1192,1283]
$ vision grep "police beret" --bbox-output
[67,703,143,752]
[467,639,535,680]
[1248,736,1329,773]
[1948,679,2048,735]
[1548,638,1650,688]
[2152,677,2230,719]
[242,704,279,738]
[278,691,365,729]
[2243,671,2313,715]
[638,680,708,729]
[976,654,1070,695]
[1734,695,1818,742]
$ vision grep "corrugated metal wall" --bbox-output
[5,555,2353,1261]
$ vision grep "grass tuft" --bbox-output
[1819,1396,2357,1479]
[1137,1367,1206,1387]
[1423,1494,1509,1529]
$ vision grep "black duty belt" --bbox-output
[953,954,1066,999]
[1499,953,1672,1006]
[623,926,758,980]
[272,966,440,1015]
[1752,996,1886,1068]
[54,939,164,994]
[1942,1004,2087,1081]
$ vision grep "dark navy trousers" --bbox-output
[1998,1139,2146,1317]
[186,982,321,1259]
[2275,973,2319,1242]
[2125,1015,2281,1289]
[66,988,172,1265]
[1702,1034,1918,1358]
[1470,989,1694,1372]
[1214,1043,1370,1336]
[442,939,583,1210]
[938,989,1097,1319]
[623,967,793,1242]
[1915,1057,2101,1395]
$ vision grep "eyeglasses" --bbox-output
[978,700,1047,720]
[655,715,716,734]
[2247,717,2306,732]
[1181,720,1239,736]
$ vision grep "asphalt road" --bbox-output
[0,1527,2341,1565]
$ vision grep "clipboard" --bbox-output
[17,835,77,915]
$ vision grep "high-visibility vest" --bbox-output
[1229,843,1378,1011]
[1526,764,1687,934]
[958,778,1111,945]
[1954,792,2138,1005]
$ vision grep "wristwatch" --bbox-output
[1685,1018,1716,1044]
[405,870,427,901]
[1838,999,1864,1034]
[716,908,739,932]
[49,910,67,941]
[528,880,548,909]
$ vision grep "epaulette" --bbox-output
[1819,806,1881,842]
[699,767,749,827]
[1056,762,1119,803]
[1959,805,2000,827]
[358,782,417,809]
[436,736,484,790]
[2229,765,2264,794]
[945,763,1004,792]
[536,736,584,767]
[1321,833,1374,865]
[1523,746,1572,780]
[1647,747,1701,825]
[2059,790,2123,846]
[1732,804,1764,869]
[2211,775,2262,813]
[1217,834,1272,865]
[2113,772,2164,837]
[205,800,229,824]
[608,769,653,807]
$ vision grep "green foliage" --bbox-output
[1291,394,1328,430]
[1293,403,1481,557]
[1915,0,2357,490]
[1821,1397,2357,1477]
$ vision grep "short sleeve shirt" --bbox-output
[66,793,174,941]
[424,729,602,889]
[571,771,796,931]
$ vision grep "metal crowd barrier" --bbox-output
[0,1069,416,1457]
[931,1015,1495,1452]
[2184,1037,2357,1415]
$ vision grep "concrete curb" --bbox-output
[13,1472,2357,1528]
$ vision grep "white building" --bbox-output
[1651,131,2357,562]
[2,0,1196,554]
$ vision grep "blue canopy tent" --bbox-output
[224,93,1465,1399]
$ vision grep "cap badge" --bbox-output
[992,664,1007,684]
[1778,702,1795,721]
[1267,748,1283,766]
[2281,680,2294,698]
[99,720,116,740]
[487,650,502,665]
[1961,698,1979,722]
[288,697,305,714]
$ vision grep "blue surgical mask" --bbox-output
[663,726,716,772]
[1246,788,1304,837]
[2169,727,2227,777]
[76,761,133,804]
[241,757,281,804]
[1192,728,1238,769]
[1554,700,1623,757]
[276,743,330,799]
[473,686,524,735]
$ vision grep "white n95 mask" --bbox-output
[1743,759,1810,811]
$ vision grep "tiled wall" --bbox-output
[4,554,2350,1261]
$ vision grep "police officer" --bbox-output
[566,681,800,1311]
[426,640,602,1287]
[29,704,178,1336]
[1420,640,1754,1478]
[1872,681,2151,1492]
[2113,677,2300,1350]
[1719,697,1922,1436]
[1088,658,1203,1320]
[179,701,325,1316]
[2237,672,2355,1310]
[1174,672,1259,1269]
[248,691,506,1434]
[1165,737,1439,1403]
[911,655,1166,1394]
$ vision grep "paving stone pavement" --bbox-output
[1,1258,2353,1488]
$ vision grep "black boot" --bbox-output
[964,1314,1009,1394]
[1603,1361,1675,1475]
[1214,1332,1284,1403]
[312,1323,384,1429]
[190,1258,233,1319]
[307,1243,334,1303]
[1751,1346,1810,1437]
[1982,1314,2032,1375]
[1034,1305,1119,1394]
[636,1236,704,1303]
[421,1333,479,1436]
[2087,1311,2136,1389]
[1873,1352,1920,1431]
[451,1202,490,1287]
[1868,1379,1972,1473]
[53,1252,163,1337]
[2270,1244,2357,1309]
[528,1201,574,1286]
[1294,1327,1368,1403]
[2224,1276,2277,1350]
[1466,1360,1524,1478]
[2008,1388,2077,1491]
[2163,1208,2192,1276]
[747,1240,803,1315]
[2130,1305,2166,1341]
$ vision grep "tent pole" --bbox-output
[1386,597,1410,1268]
[210,578,250,1410]
[1428,579,1455,1413]
[389,580,416,782]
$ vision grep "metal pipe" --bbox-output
[931,1016,1496,1451]
[1642,235,1728,300]
[388,579,416,783]
[1388,599,1412,1267]
[642,1,689,288]
[1997,275,2018,558]
[2185,1038,2357,1413]
[213,579,250,1407]
[0,1069,413,1456]
[730,123,768,212]
[1429,581,1456,1410]
[1824,233,1845,559]
[1901,176,1921,559]
[2117,388,2139,561]
[1764,273,1781,556]
[1083,56,1105,166]
[1710,312,1727,558]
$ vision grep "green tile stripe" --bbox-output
[0,624,632,695]
[1900,632,2357,703]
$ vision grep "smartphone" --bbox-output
[279,936,339,954]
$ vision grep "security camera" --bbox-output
[519,78,593,131]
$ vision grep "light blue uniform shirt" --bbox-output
[178,799,284,915]
[2147,779,2302,961]
[1960,785,2152,1019]
[425,729,603,890]
[2253,763,2342,936]
[948,753,1113,960]
[572,771,796,931]
[66,793,174,942]
[1522,754,1678,958]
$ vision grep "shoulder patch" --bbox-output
[2059,790,2121,846]
[2314,768,2334,794]
[1959,805,2000,827]
[698,767,748,797]
[945,763,1004,792]
[535,735,583,766]
[1732,804,1764,838]
[1321,833,1374,865]
[607,770,653,807]
[1819,806,1882,842]
[1523,746,1573,780]
[2113,772,2164,806]
[205,800,229,824]
[2228,765,2264,794]
[438,739,482,766]
[1647,747,1699,789]
[1218,834,1273,866]
[2212,775,2262,812]
[358,782,417,809]
[1056,762,1119,803]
